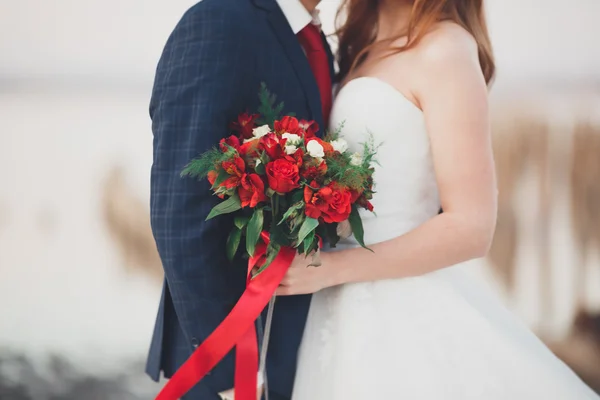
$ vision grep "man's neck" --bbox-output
[300,0,320,13]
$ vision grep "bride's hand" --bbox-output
[275,251,337,296]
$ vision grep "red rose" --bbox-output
[285,147,305,167]
[230,112,259,139]
[259,133,283,160]
[219,135,241,152]
[301,159,327,180]
[220,156,245,188]
[304,182,352,223]
[349,189,362,203]
[299,120,319,138]
[238,174,267,208]
[274,116,302,135]
[266,158,300,193]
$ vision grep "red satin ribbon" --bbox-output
[155,232,295,400]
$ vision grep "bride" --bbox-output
[277,0,600,399]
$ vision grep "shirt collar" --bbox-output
[275,0,321,34]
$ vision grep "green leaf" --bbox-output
[234,215,250,230]
[348,206,372,251]
[226,228,242,261]
[270,222,292,247]
[206,193,242,220]
[290,213,305,235]
[255,161,266,175]
[255,243,281,275]
[246,208,264,256]
[302,229,316,256]
[324,222,340,248]
[211,169,230,189]
[278,201,304,225]
[296,217,319,248]
[290,189,304,204]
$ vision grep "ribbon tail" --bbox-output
[235,325,259,400]
[155,246,295,400]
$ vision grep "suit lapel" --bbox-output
[253,0,323,126]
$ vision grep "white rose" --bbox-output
[331,138,348,153]
[252,124,271,138]
[349,152,363,166]
[281,132,301,145]
[306,140,325,158]
[285,145,298,155]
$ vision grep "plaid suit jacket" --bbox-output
[147,0,335,398]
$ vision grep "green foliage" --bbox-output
[226,228,242,261]
[325,155,367,190]
[278,201,304,225]
[257,83,284,128]
[255,242,281,274]
[269,220,292,247]
[296,217,319,248]
[206,193,242,220]
[302,229,316,256]
[246,207,264,256]
[290,189,304,204]
[360,132,381,169]
[322,222,340,248]
[181,146,238,180]
[323,121,345,142]
[323,132,381,191]
[348,205,372,251]
[234,215,250,230]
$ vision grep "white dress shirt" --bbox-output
[275,0,321,34]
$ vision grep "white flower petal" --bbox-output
[349,152,363,166]
[306,140,325,158]
[331,138,348,153]
[252,124,271,138]
[281,132,301,145]
[285,145,298,155]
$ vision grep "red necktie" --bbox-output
[297,24,333,125]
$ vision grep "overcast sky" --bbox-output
[0,0,598,85]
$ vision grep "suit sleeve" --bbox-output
[150,6,253,340]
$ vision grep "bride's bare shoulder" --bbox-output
[413,21,480,70]
[409,22,485,88]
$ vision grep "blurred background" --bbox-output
[1,0,599,398]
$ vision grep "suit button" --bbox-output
[191,337,199,348]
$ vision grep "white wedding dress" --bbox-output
[291,77,599,400]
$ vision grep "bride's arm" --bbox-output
[277,29,497,295]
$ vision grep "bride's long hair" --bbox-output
[335,0,495,84]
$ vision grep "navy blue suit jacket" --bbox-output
[147,0,335,398]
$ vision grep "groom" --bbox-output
[147,0,334,398]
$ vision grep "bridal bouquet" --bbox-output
[182,84,376,266]
[156,85,377,400]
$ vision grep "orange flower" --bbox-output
[238,174,267,208]
[230,112,259,139]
